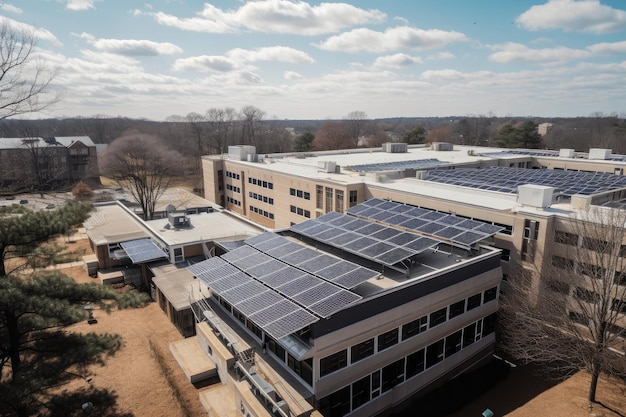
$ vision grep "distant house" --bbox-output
[0,136,99,192]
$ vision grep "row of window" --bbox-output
[290,188,311,200]
[250,205,275,220]
[248,177,274,189]
[569,311,625,336]
[552,255,626,285]
[226,184,241,193]
[226,196,241,207]
[319,287,498,377]
[318,313,497,417]
[226,170,240,180]
[555,231,626,255]
[69,148,89,155]
[290,205,311,219]
[249,192,274,205]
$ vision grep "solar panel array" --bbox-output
[187,239,372,339]
[424,166,626,196]
[479,148,626,162]
[290,212,440,266]
[120,238,167,263]
[347,158,448,173]
[347,199,503,247]
[245,232,379,288]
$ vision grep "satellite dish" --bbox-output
[166,204,176,214]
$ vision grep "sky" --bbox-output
[2,0,626,121]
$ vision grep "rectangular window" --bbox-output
[325,187,333,214]
[316,185,323,209]
[467,293,482,310]
[522,219,539,262]
[482,313,497,337]
[429,307,447,328]
[483,287,498,303]
[351,338,374,363]
[290,188,296,196]
[462,322,477,348]
[349,190,358,207]
[319,386,350,417]
[425,339,444,368]
[448,300,465,319]
[381,358,405,393]
[552,255,574,269]
[371,370,380,399]
[405,348,425,379]
[335,189,344,213]
[320,350,347,377]
[377,328,399,352]
[351,375,370,411]
[402,316,428,340]
[445,330,462,358]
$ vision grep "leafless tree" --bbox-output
[365,130,391,148]
[500,208,626,406]
[314,122,353,150]
[0,22,60,120]
[206,107,237,154]
[344,110,369,148]
[239,105,265,147]
[100,133,185,220]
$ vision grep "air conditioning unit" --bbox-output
[415,170,428,180]
[318,161,336,173]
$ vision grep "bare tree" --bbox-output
[314,122,353,150]
[239,105,265,147]
[344,110,369,148]
[206,107,237,154]
[365,130,391,148]
[186,112,209,155]
[0,22,60,120]
[100,133,185,220]
[500,208,626,406]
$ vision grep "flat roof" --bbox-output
[84,203,148,245]
[145,210,263,247]
[152,265,204,311]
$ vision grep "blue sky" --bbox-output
[2,0,626,120]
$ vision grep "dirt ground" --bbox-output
[46,238,626,417]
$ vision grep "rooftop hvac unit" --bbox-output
[431,142,454,151]
[168,212,191,228]
[588,148,612,160]
[382,142,408,153]
[228,145,257,161]
[517,184,555,208]
[318,161,336,173]
[559,148,575,158]
[415,170,428,180]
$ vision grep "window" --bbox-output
[402,316,427,340]
[405,348,425,379]
[349,190,358,207]
[462,322,477,348]
[320,350,347,377]
[554,230,578,246]
[325,187,333,214]
[522,219,539,262]
[371,370,380,398]
[377,328,399,352]
[351,338,374,363]
[552,256,574,269]
[319,386,350,417]
[448,300,465,319]
[482,313,497,337]
[500,248,511,261]
[381,358,405,393]
[316,186,323,209]
[467,293,482,310]
[351,375,370,411]
[445,330,462,358]
[483,287,498,303]
[425,339,444,368]
[335,189,344,213]
[173,247,183,263]
[429,307,447,328]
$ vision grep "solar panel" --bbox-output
[187,257,228,276]
[221,245,258,262]
[210,272,250,293]
[248,299,299,326]
[332,267,379,288]
[260,267,306,287]
[454,231,488,245]
[293,282,340,307]
[220,280,269,305]
[263,309,318,340]
[316,262,356,280]
[343,237,378,252]
[375,247,414,265]
[280,248,321,265]
[308,290,362,318]
[120,239,167,263]
[197,264,239,285]
[244,232,278,247]
[230,252,273,270]
[326,232,361,246]
[267,242,303,258]
[434,227,464,239]
[359,241,396,258]
[236,290,285,316]
[371,227,401,240]
[298,255,340,273]
[276,274,325,297]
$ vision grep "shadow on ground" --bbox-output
[392,359,559,417]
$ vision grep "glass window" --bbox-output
[351,375,370,411]
[426,339,444,368]
[377,328,399,352]
[351,338,374,363]
[467,293,482,310]
[448,300,465,319]
[482,313,497,337]
[462,322,477,348]
[402,316,427,340]
[405,348,425,379]
[483,287,498,303]
[320,350,347,377]
[429,307,447,328]
[445,330,462,358]
[381,358,405,393]
[319,386,350,417]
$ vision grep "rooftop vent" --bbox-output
[228,145,257,161]
[318,161,337,173]
[559,149,575,158]
[382,142,407,153]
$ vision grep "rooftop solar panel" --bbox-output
[331,267,379,288]
[260,267,306,287]
[375,247,415,265]
[120,239,167,263]
[244,232,278,247]
[326,231,362,246]
[308,290,362,318]
[263,309,318,340]
[220,280,269,305]
[280,248,321,265]
[248,299,299,326]
[276,274,325,297]
[293,282,340,307]
[298,255,340,273]
[187,256,228,276]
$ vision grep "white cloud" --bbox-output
[587,40,626,54]
[150,0,385,35]
[0,4,22,14]
[78,33,183,56]
[420,69,493,81]
[516,0,626,34]
[373,53,422,68]
[316,26,466,53]
[63,0,95,11]
[284,71,305,80]
[0,16,61,45]
[427,51,455,60]
[172,55,236,72]
[226,46,315,64]
[489,42,591,63]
